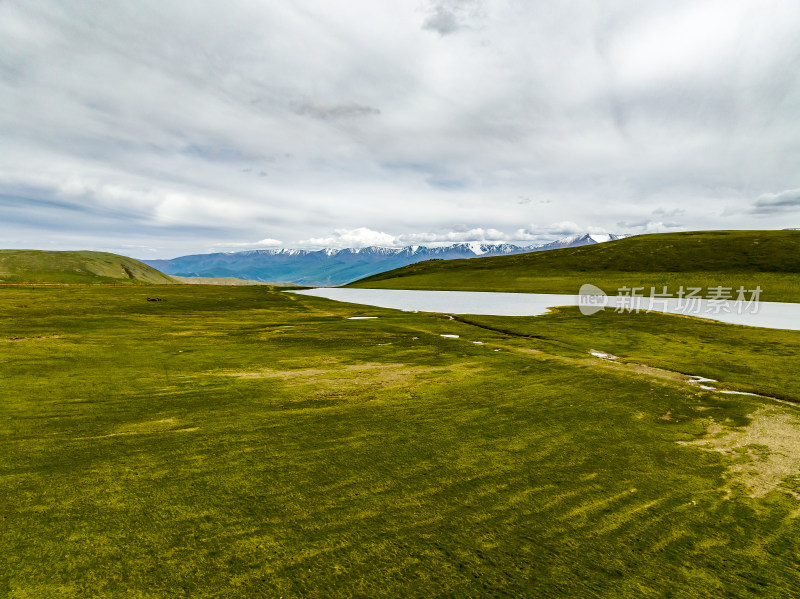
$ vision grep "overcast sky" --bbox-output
[1,0,799,257]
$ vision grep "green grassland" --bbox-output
[350,231,800,303]
[0,250,177,285]
[2,284,800,597]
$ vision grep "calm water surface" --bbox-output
[291,288,800,332]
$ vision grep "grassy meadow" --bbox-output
[2,284,800,597]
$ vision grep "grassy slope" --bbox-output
[350,230,800,302]
[0,250,177,284]
[457,307,800,402]
[2,285,800,597]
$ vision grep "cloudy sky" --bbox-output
[1,0,799,257]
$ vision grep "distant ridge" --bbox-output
[144,234,627,286]
[0,250,177,284]
[171,276,300,286]
[348,230,800,293]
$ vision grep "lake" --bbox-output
[291,288,800,332]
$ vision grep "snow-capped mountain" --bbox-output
[143,235,627,286]
[528,233,628,252]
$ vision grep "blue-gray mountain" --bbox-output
[145,234,627,286]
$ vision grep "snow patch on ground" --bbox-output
[589,350,618,360]
[440,334,460,339]
[689,375,717,383]
[688,375,758,396]
[347,316,378,320]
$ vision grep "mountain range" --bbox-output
[143,233,628,286]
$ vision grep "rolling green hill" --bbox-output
[350,230,800,302]
[0,250,177,284]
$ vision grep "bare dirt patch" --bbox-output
[214,361,481,395]
[224,367,331,380]
[679,406,800,499]
[513,348,544,355]
[1,335,62,342]
[72,418,200,440]
[598,360,689,383]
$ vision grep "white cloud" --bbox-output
[652,207,685,218]
[298,227,397,248]
[751,188,800,214]
[293,224,630,249]
[1,1,799,256]
[514,222,611,241]
[397,228,509,244]
[253,238,283,246]
[214,238,283,249]
[421,0,486,36]
[616,220,683,233]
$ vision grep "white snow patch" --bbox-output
[689,375,718,383]
[468,242,485,255]
[589,350,618,360]
[588,234,612,244]
[688,375,759,396]
[472,341,483,344]
[347,316,378,320]
[440,334,460,339]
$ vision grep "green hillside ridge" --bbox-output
[0,250,177,285]
[350,230,800,302]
